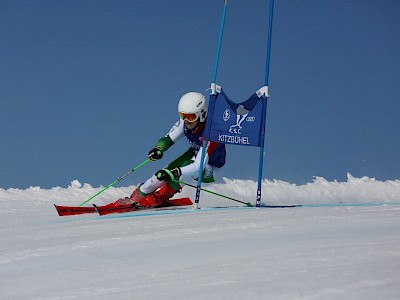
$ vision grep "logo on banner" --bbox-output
[222,105,253,135]
[219,105,254,145]
[223,109,230,122]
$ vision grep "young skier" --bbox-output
[114,91,226,208]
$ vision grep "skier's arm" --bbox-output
[155,135,174,152]
[156,141,221,183]
[148,138,170,161]
[148,120,185,161]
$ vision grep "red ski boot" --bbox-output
[113,185,148,206]
[130,183,180,208]
[127,186,158,208]
[113,184,179,208]
[150,183,179,207]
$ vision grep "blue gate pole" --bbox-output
[195,0,228,209]
[256,0,275,208]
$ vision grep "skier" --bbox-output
[114,91,226,208]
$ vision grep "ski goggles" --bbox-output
[179,112,198,122]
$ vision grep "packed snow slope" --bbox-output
[1,174,400,300]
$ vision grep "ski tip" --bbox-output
[168,197,193,206]
[54,204,61,216]
[54,204,97,216]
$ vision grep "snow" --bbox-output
[1,174,400,299]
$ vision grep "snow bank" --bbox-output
[215,173,400,205]
[1,173,399,206]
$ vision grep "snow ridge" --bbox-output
[1,173,399,206]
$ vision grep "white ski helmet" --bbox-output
[178,92,207,122]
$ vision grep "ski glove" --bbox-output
[155,168,181,183]
[148,147,163,161]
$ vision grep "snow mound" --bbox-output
[0,173,399,206]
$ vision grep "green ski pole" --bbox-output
[79,158,150,206]
[174,179,253,207]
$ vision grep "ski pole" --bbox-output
[79,158,150,206]
[174,179,253,207]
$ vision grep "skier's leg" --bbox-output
[115,148,195,207]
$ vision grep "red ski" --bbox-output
[54,204,96,216]
[164,197,193,206]
[54,198,193,217]
[94,203,136,215]
[94,197,193,216]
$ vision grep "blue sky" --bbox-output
[1,0,399,189]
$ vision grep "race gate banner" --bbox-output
[204,88,267,147]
